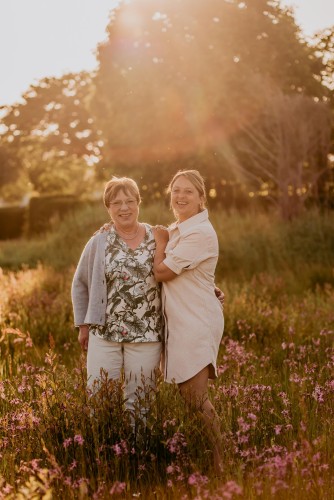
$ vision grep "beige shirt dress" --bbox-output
[162,209,224,383]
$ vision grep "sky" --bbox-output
[0,0,333,107]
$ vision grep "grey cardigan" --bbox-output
[71,232,108,327]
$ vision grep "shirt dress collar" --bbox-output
[169,209,209,234]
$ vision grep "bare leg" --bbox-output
[178,366,223,475]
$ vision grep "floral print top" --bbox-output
[90,224,162,343]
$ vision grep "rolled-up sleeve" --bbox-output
[163,230,213,275]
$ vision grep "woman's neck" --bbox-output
[114,222,140,240]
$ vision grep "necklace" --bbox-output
[114,223,141,240]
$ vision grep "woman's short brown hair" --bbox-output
[103,176,141,207]
[167,170,207,209]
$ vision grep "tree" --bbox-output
[229,83,332,219]
[93,0,327,167]
[0,72,102,198]
[312,26,334,94]
[1,72,100,156]
[0,143,22,188]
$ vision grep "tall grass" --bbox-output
[0,206,333,498]
[211,209,334,290]
[0,202,172,271]
[0,204,333,291]
[0,274,333,498]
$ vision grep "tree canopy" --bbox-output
[93,0,328,165]
[0,72,101,197]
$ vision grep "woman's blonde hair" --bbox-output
[103,176,141,207]
[167,170,207,210]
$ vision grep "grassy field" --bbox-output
[0,205,333,498]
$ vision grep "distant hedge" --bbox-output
[28,195,83,235]
[0,206,26,240]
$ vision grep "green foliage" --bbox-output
[0,203,103,270]
[28,194,83,235]
[0,205,333,293]
[1,72,98,157]
[227,87,332,219]
[94,0,326,162]
[0,72,100,200]
[91,0,333,215]
[313,27,334,93]
[211,209,334,289]
[20,143,94,195]
[0,265,74,357]
[0,144,22,188]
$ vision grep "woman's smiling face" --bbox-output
[170,175,204,222]
[108,189,139,230]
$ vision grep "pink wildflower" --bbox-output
[2,484,13,494]
[188,472,209,486]
[113,443,122,456]
[74,434,84,445]
[112,440,128,456]
[109,481,126,496]
[25,335,33,348]
[248,413,257,422]
[30,459,41,471]
[237,417,251,432]
[220,480,243,498]
[63,438,72,448]
[166,465,174,474]
[163,418,176,428]
[312,385,324,403]
[166,432,187,454]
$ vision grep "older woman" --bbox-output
[153,170,224,474]
[71,177,162,416]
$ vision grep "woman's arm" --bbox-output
[153,226,177,282]
[72,253,90,350]
[72,257,89,326]
[71,237,95,326]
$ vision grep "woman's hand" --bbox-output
[215,287,225,306]
[153,225,169,246]
[93,222,112,236]
[78,325,89,351]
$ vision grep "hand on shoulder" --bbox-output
[93,222,112,236]
[215,286,225,306]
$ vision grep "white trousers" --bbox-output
[87,332,162,413]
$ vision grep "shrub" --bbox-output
[0,206,26,240]
[28,194,84,235]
